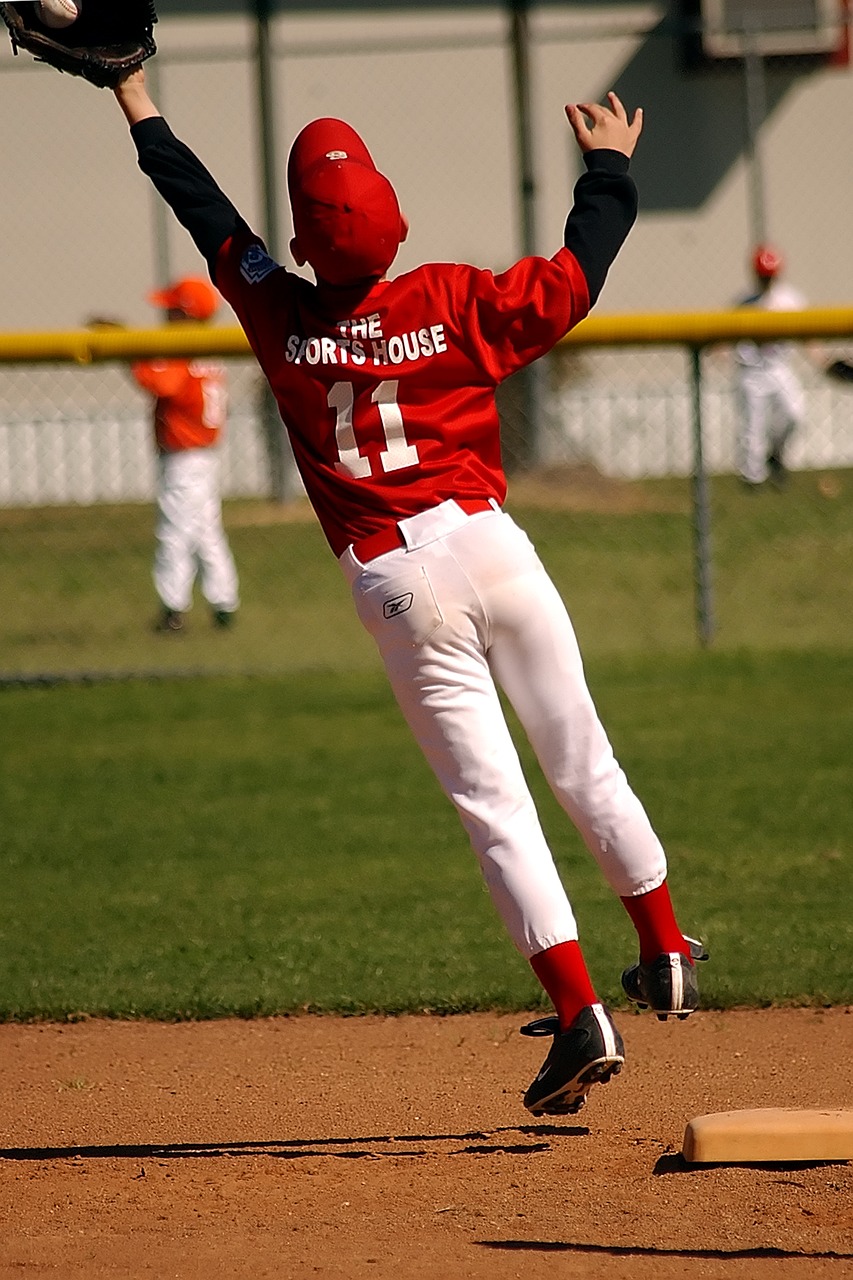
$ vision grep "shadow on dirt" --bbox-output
[478,1240,853,1261]
[0,1123,588,1163]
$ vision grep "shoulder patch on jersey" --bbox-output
[240,244,279,285]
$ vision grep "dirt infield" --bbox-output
[0,1008,851,1279]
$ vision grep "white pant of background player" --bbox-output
[155,447,240,615]
[735,362,805,486]
[340,500,667,957]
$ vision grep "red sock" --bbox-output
[530,940,598,1032]
[620,882,690,964]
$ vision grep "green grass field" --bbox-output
[2,649,851,1021]
[1,467,852,677]
[1,471,851,1019]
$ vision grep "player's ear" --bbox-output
[290,236,307,267]
[399,214,409,245]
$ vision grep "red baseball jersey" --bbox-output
[215,226,590,557]
[132,358,228,453]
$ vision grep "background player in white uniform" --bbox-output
[111,69,707,1118]
[733,245,807,489]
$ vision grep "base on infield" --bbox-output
[682,1107,853,1164]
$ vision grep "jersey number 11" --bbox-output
[328,380,419,479]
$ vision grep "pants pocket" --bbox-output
[354,564,444,649]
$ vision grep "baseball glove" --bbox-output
[826,358,853,384]
[0,1,157,90]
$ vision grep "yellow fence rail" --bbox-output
[0,308,851,363]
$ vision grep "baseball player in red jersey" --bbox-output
[133,277,240,632]
[113,69,707,1117]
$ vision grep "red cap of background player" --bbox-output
[752,245,783,279]
[148,277,220,321]
[287,118,404,286]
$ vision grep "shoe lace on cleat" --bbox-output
[520,1015,562,1039]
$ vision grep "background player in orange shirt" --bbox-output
[132,277,240,632]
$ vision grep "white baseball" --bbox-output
[37,0,81,29]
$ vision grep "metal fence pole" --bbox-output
[503,0,545,472]
[689,344,715,647]
[509,0,536,257]
[742,27,769,246]
[254,0,300,502]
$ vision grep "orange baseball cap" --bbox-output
[148,277,220,320]
[287,118,405,286]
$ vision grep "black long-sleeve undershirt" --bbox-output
[566,149,637,306]
[130,116,637,307]
[131,116,244,276]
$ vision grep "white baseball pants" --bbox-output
[155,447,240,614]
[735,364,804,484]
[339,500,667,959]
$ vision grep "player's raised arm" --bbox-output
[112,67,246,276]
[561,92,642,308]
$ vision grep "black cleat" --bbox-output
[521,1004,625,1117]
[766,450,789,490]
[621,937,709,1021]
[154,607,184,633]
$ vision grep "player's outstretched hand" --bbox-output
[565,92,643,158]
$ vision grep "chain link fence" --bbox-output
[1,7,851,678]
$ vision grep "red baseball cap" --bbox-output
[287,118,405,286]
[148,277,220,321]
[752,245,783,279]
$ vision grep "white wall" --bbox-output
[1,4,851,332]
